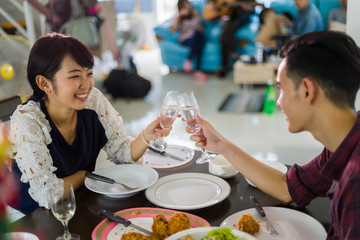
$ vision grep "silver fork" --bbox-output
[85,172,138,191]
[250,195,281,239]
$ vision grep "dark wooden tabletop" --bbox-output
[12,152,331,239]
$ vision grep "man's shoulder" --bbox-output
[308,2,321,15]
[305,3,323,27]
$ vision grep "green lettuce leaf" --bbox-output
[202,228,244,240]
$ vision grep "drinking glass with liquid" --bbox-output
[149,91,181,151]
[179,91,216,164]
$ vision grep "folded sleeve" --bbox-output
[286,149,332,208]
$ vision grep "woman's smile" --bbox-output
[75,93,89,102]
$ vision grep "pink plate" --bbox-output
[92,207,210,240]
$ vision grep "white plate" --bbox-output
[139,144,195,169]
[245,160,288,187]
[1,232,39,240]
[165,227,257,240]
[220,207,327,240]
[85,164,158,198]
[145,173,231,210]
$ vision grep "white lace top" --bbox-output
[9,88,133,209]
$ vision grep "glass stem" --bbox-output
[62,221,71,239]
[201,147,210,160]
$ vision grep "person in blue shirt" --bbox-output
[8,33,168,214]
[291,0,324,39]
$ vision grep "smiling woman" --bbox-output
[7,33,168,215]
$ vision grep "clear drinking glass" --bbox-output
[179,91,216,164]
[149,91,181,151]
[50,183,80,240]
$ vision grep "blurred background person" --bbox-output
[170,0,208,82]
[27,0,71,32]
[203,0,255,78]
[256,8,293,48]
[291,0,323,39]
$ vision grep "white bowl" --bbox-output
[165,227,257,240]
[245,160,288,187]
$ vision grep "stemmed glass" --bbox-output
[179,91,216,164]
[50,182,80,240]
[149,91,181,151]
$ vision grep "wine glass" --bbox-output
[179,91,216,164]
[149,91,181,151]
[50,183,80,240]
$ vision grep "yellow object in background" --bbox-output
[0,123,11,164]
[0,63,15,80]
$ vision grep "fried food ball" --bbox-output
[152,214,170,239]
[237,213,260,235]
[168,213,191,235]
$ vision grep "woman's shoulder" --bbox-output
[10,99,52,143]
[12,100,43,119]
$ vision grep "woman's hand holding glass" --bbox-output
[149,91,181,151]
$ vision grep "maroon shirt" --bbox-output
[287,116,360,240]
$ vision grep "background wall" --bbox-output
[346,0,360,46]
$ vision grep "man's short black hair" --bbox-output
[279,31,360,109]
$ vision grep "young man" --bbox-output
[291,0,324,38]
[187,31,360,239]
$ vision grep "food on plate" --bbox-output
[237,213,260,235]
[180,235,195,240]
[121,213,191,240]
[168,212,191,235]
[121,232,152,240]
[202,228,245,240]
[152,214,170,239]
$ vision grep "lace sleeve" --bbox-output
[9,101,64,209]
[86,88,134,164]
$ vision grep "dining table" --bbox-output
[11,151,331,240]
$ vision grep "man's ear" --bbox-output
[35,75,50,92]
[302,78,318,104]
